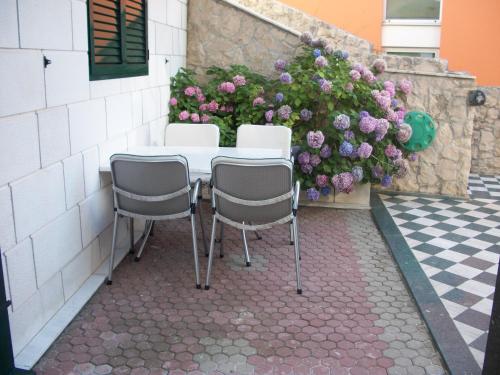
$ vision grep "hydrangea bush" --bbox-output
[168,33,420,198]
[168,65,268,146]
[267,33,417,199]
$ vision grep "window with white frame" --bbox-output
[385,0,441,21]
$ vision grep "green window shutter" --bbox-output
[88,0,148,80]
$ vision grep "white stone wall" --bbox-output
[0,0,186,357]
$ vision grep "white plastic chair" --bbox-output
[236,124,292,159]
[165,123,220,147]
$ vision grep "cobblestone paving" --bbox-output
[34,206,446,374]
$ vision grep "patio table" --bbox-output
[99,146,284,182]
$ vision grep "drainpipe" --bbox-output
[0,249,35,375]
[482,261,500,374]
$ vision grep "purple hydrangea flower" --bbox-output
[321,186,331,196]
[275,92,284,103]
[201,114,210,123]
[359,115,377,134]
[310,154,321,167]
[359,110,370,118]
[253,97,265,107]
[372,58,387,74]
[277,105,292,120]
[315,56,328,68]
[361,68,376,84]
[357,142,373,159]
[385,144,400,159]
[300,109,313,121]
[190,113,200,123]
[316,174,329,188]
[306,187,320,201]
[344,130,354,140]
[342,51,349,59]
[409,153,418,162]
[397,124,413,143]
[393,158,409,178]
[398,79,413,95]
[332,172,355,193]
[218,82,236,94]
[372,164,384,179]
[280,72,293,84]
[297,151,310,165]
[169,97,177,106]
[320,145,332,158]
[301,164,313,175]
[333,114,351,130]
[274,59,287,72]
[372,90,392,111]
[386,109,398,122]
[348,69,359,80]
[384,81,396,97]
[320,80,332,93]
[307,130,325,149]
[352,63,363,72]
[339,141,354,157]
[313,49,322,58]
[265,110,274,123]
[179,110,190,121]
[375,119,390,141]
[352,166,364,182]
[232,75,246,87]
[381,175,392,187]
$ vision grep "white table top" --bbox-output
[99,146,285,175]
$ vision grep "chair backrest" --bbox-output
[211,157,293,226]
[236,125,292,159]
[110,154,191,218]
[164,123,220,147]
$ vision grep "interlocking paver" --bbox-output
[34,206,446,374]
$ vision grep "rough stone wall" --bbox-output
[470,87,500,175]
[187,0,477,197]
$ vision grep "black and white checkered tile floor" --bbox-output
[380,175,500,368]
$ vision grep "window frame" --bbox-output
[383,0,443,26]
[87,0,149,81]
[384,47,439,58]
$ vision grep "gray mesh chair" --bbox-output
[205,157,302,294]
[107,154,204,289]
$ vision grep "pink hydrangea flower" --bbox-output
[232,75,246,86]
[207,100,219,112]
[218,82,236,94]
[265,110,274,123]
[372,58,387,74]
[199,103,208,111]
[398,79,413,95]
[345,83,354,92]
[179,110,189,121]
[357,142,373,159]
[190,113,200,123]
[385,144,400,159]
[359,115,377,134]
[314,56,328,68]
[196,94,206,103]
[349,70,361,81]
[384,81,396,97]
[307,131,325,149]
[331,172,355,194]
[169,97,178,106]
[316,174,329,188]
[201,114,210,123]
[184,86,197,96]
[253,97,265,107]
[397,123,413,143]
[310,154,321,167]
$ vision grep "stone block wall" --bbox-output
[470,87,500,175]
[187,0,476,197]
[0,0,186,361]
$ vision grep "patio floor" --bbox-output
[33,206,446,375]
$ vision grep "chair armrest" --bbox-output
[191,178,202,206]
[293,180,300,212]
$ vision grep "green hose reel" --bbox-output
[402,111,436,152]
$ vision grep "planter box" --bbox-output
[299,183,371,209]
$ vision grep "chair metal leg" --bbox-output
[290,223,294,245]
[106,212,119,285]
[190,214,201,289]
[241,224,251,267]
[129,217,134,254]
[198,203,209,257]
[150,221,155,236]
[292,217,302,294]
[205,217,218,290]
[218,222,224,258]
[135,220,153,261]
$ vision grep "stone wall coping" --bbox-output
[385,68,476,80]
[219,0,301,37]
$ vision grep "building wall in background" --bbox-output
[279,0,500,86]
[440,0,500,86]
[278,0,382,51]
[0,0,185,361]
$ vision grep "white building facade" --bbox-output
[0,0,186,367]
